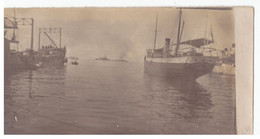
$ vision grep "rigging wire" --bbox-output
[170,11,179,50]
[41,31,61,47]
[181,10,192,46]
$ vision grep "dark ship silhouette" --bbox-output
[96,56,110,61]
[4,13,41,72]
[144,9,219,79]
[35,28,67,67]
[4,10,68,73]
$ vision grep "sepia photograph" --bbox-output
[3,7,253,134]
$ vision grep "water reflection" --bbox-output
[4,66,67,134]
[5,62,234,134]
[143,73,213,121]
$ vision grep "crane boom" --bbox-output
[44,32,58,47]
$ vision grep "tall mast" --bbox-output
[60,28,62,48]
[13,8,19,51]
[153,13,158,52]
[38,28,41,50]
[210,25,214,55]
[175,9,182,56]
[31,18,34,50]
[13,9,17,41]
[179,21,185,42]
[204,15,208,45]
[210,25,214,42]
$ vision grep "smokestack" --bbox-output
[165,38,170,47]
[163,38,171,57]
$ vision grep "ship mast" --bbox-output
[13,9,17,42]
[38,28,41,50]
[12,9,18,51]
[60,28,62,48]
[31,18,34,50]
[204,15,208,46]
[174,9,183,56]
[153,13,158,54]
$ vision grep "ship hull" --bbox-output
[35,55,66,67]
[35,48,66,67]
[5,54,26,73]
[144,56,217,80]
[4,39,40,73]
[5,54,40,73]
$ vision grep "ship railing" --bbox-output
[146,47,217,58]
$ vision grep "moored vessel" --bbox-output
[35,28,67,67]
[4,13,41,73]
[144,9,219,80]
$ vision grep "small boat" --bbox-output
[71,61,78,65]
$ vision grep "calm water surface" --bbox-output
[4,60,236,134]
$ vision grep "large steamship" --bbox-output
[144,9,219,79]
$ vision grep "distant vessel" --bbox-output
[96,56,110,61]
[144,9,219,79]
[111,56,127,62]
[112,59,127,62]
[35,28,67,67]
[4,13,41,72]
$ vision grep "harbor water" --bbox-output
[4,60,236,134]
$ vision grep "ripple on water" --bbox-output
[5,61,236,134]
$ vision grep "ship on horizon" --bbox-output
[111,56,127,62]
[144,9,219,80]
[96,56,110,61]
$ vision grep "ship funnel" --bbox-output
[165,38,171,46]
[163,38,171,57]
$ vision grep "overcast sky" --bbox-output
[4,8,234,61]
